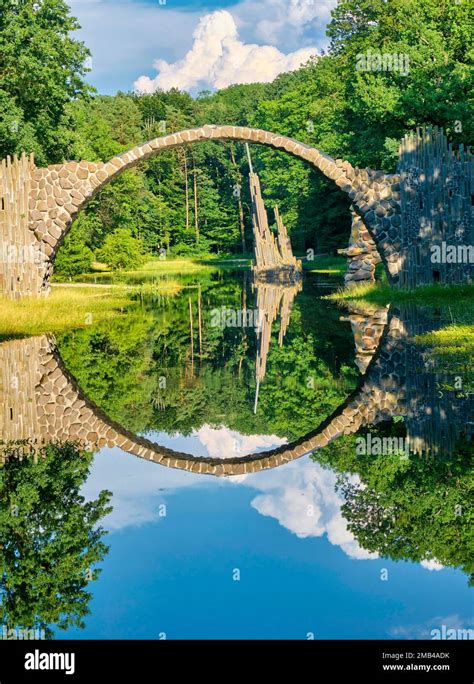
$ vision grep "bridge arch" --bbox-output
[0,306,398,476]
[28,125,402,291]
[2,304,466,474]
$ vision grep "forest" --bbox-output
[0,0,472,275]
[0,0,473,644]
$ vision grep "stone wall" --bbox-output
[398,128,474,287]
[0,154,48,298]
[338,208,382,285]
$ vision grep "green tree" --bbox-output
[55,236,94,278]
[0,0,92,164]
[0,442,112,637]
[339,445,474,584]
[97,228,148,270]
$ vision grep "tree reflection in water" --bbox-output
[0,442,112,638]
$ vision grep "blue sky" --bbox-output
[68,0,337,95]
[57,437,474,640]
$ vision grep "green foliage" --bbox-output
[0,0,92,164]
[326,0,473,158]
[0,442,112,637]
[97,228,148,270]
[55,236,94,278]
[4,0,470,272]
[59,310,157,432]
[61,0,469,268]
[312,418,473,584]
[56,274,358,441]
[339,444,474,583]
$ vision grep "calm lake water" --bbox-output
[0,268,472,639]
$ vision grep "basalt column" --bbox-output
[0,336,44,454]
[0,154,48,299]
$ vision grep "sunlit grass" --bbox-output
[0,278,181,340]
[134,258,214,274]
[90,260,111,272]
[416,324,474,389]
[327,282,474,373]
[327,282,474,308]
[305,256,346,274]
[70,257,216,282]
[415,324,474,356]
[0,287,136,339]
[130,280,183,297]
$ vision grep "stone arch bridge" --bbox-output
[2,125,401,295]
[0,304,471,474]
[1,124,471,298]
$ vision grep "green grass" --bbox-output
[328,281,474,378]
[0,288,133,339]
[139,258,214,274]
[304,255,346,274]
[201,254,253,267]
[0,279,183,339]
[53,278,183,296]
[326,282,474,308]
[73,257,216,280]
[416,324,474,387]
[90,260,111,272]
[415,324,474,356]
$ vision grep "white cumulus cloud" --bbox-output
[195,424,286,459]
[134,9,318,93]
[420,559,445,572]
[237,0,337,46]
[248,462,377,560]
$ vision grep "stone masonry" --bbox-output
[1,125,406,297]
[338,208,382,285]
[1,125,471,298]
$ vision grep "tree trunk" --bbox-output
[198,283,203,362]
[183,151,190,233]
[188,296,194,375]
[193,155,199,243]
[230,146,246,253]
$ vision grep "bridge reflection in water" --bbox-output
[0,302,472,474]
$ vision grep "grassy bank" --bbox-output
[328,282,474,374]
[415,324,474,357]
[134,258,215,275]
[54,257,216,284]
[304,255,346,274]
[327,282,474,309]
[0,288,133,339]
[60,254,348,281]
[0,278,183,340]
[53,279,183,297]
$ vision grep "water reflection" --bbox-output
[0,273,472,638]
[0,304,471,472]
[254,280,302,412]
[0,442,111,638]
